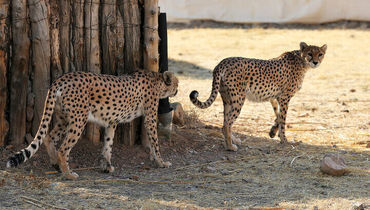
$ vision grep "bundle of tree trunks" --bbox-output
[0,0,160,147]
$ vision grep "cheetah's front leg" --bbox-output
[269,99,279,138]
[143,111,171,168]
[101,124,117,173]
[277,96,292,144]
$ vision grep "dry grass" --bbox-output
[0,22,369,209]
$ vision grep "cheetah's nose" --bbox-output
[313,61,318,65]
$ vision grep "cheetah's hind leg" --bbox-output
[57,115,88,180]
[43,111,67,172]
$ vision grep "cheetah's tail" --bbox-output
[189,66,222,109]
[7,85,58,168]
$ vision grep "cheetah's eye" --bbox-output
[308,52,313,57]
[318,53,323,57]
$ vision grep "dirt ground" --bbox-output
[1,21,369,209]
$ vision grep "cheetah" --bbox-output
[190,42,327,151]
[7,70,178,179]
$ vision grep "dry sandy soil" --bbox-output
[0,21,369,209]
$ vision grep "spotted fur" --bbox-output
[7,70,178,179]
[190,42,327,150]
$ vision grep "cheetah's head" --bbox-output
[300,42,327,68]
[159,71,179,99]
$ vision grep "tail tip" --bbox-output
[6,152,24,168]
[190,90,199,100]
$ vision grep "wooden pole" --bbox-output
[117,0,142,146]
[49,0,63,80]
[59,0,71,73]
[113,0,125,144]
[141,0,159,148]
[72,0,85,72]
[9,0,30,146]
[101,0,117,75]
[143,0,159,72]
[84,0,101,145]
[0,0,10,146]
[115,2,125,75]
[120,0,141,73]
[29,0,51,136]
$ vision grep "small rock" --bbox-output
[189,150,197,154]
[220,169,230,175]
[206,166,216,172]
[320,154,348,176]
[350,89,356,93]
[170,102,185,126]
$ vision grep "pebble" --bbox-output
[320,153,348,176]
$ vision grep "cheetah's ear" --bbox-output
[163,71,174,86]
[300,42,308,51]
[321,44,327,53]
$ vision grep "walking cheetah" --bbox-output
[7,70,178,179]
[190,42,327,151]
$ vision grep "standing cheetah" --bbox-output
[190,42,327,151]
[7,70,178,179]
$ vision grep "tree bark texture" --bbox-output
[120,0,141,72]
[0,0,9,146]
[72,0,85,72]
[49,0,63,81]
[2,0,149,146]
[29,0,51,136]
[144,0,159,72]
[101,0,117,75]
[115,3,125,75]
[9,0,30,146]
[59,0,70,73]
